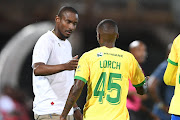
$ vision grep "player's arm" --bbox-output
[129,54,147,95]
[72,103,83,120]
[148,76,162,103]
[148,62,170,111]
[164,36,178,86]
[60,53,88,120]
[148,76,169,112]
[164,62,177,86]
[60,79,85,120]
[134,77,148,95]
[33,55,78,76]
[135,86,145,95]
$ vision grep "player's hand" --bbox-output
[161,104,169,113]
[152,115,160,120]
[157,102,169,113]
[73,109,83,120]
[60,115,66,120]
[64,55,79,70]
[153,116,160,120]
[150,113,160,120]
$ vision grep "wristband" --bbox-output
[143,77,148,93]
[73,107,81,112]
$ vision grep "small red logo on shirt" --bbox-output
[51,102,54,105]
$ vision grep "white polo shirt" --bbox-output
[32,31,74,115]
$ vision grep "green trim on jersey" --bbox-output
[74,76,87,83]
[133,80,145,87]
[167,58,178,66]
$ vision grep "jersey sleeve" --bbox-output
[128,54,145,87]
[32,36,52,68]
[168,36,179,66]
[74,53,90,83]
[164,62,177,86]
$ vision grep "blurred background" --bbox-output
[0,0,180,119]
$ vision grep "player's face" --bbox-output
[56,11,78,40]
[132,44,147,64]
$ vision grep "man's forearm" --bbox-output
[148,78,161,103]
[34,63,66,76]
[34,58,78,76]
[61,80,85,119]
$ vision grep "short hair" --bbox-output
[96,19,118,33]
[58,6,78,18]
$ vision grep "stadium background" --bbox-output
[0,0,180,119]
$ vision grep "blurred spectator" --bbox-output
[148,43,174,120]
[127,40,159,120]
[0,85,30,120]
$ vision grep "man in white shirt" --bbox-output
[32,6,82,120]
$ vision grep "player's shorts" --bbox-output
[171,114,180,120]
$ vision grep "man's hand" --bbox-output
[74,109,83,120]
[64,55,79,70]
[60,115,66,120]
[157,102,169,113]
[60,80,85,120]
[163,105,169,113]
[151,114,160,120]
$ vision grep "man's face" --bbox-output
[131,43,147,64]
[56,11,78,39]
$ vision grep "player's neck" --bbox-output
[53,28,66,41]
[100,43,115,48]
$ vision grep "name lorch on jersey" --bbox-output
[100,60,121,70]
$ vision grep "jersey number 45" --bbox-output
[94,72,122,105]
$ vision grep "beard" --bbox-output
[59,30,69,40]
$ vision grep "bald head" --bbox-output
[129,40,147,64]
[129,41,145,50]
[96,19,119,47]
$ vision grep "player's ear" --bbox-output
[55,15,60,23]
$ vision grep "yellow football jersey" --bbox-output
[167,34,180,115]
[74,46,145,120]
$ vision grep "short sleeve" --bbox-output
[128,54,145,87]
[74,53,90,83]
[168,36,179,66]
[164,62,177,86]
[32,36,52,68]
